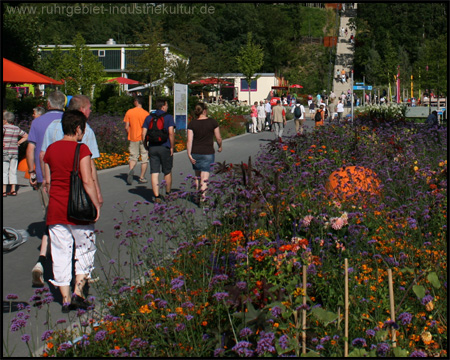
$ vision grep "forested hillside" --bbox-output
[350,2,447,94]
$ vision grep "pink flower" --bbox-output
[302,215,314,227]
[331,217,345,230]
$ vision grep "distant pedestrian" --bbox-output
[425,111,438,127]
[345,28,348,36]
[328,100,337,122]
[315,105,325,127]
[292,102,305,135]
[251,101,258,133]
[141,99,175,203]
[271,100,286,140]
[257,100,266,132]
[264,99,272,131]
[186,102,222,202]
[124,96,150,185]
[308,99,315,118]
[336,100,345,122]
[3,111,28,197]
[33,107,46,119]
[341,69,346,83]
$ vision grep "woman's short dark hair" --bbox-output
[61,110,87,136]
[194,102,207,118]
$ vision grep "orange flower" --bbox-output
[202,321,208,326]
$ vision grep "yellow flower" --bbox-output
[421,331,432,344]
[139,305,152,314]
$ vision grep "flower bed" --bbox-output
[6,119,447,358]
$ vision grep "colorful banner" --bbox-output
[174,83,188,130]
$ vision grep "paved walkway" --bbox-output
[2,118,318,357]
[333,6,357,114]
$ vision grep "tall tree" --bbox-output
[2,2,41,68]
[128,18,166,103]
[236,32,264,104]
[59,34,105,96]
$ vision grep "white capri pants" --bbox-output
[3,155,18,185]
[48,224,96,287]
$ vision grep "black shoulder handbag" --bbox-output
[67,143,97,222]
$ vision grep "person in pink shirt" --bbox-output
[250,102,258,134]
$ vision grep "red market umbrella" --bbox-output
[290,84,303,88]
[106,77,141,85]
[3,58,63,85]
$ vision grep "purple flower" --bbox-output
[232,341,254,356]
[320,335,331,344]
[185,314,194,321]
[157,300,168,308]
[236,281,247,290]
[170,276,184,291]
[271,306,282,318]
[421,295,433,305]
[351,338,367,347]
[21,334,31,343]
[6,294,18,300]
[397,312,413,326]
[410,350,427,357]
[376,342,390,356]
[59,342,73,352]
[296,304,310,311]
[383,319,399,329]
[167,313,177,320]
[256,331,275,355]
[307,263,317,275]
[316,344,325,350]
[214,348,225,356]
[10,318,27,332]
[212,292,229,302]
[239,327,253,338]
[41,329,54,341]
[175,323,186,332]
[366,329,376,337]
[94,330,107,341]
[279,334,289,350]
[311,337,318,344]
[181,301,194,309]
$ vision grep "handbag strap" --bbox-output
[72,143,82,173]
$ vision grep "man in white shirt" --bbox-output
[292,102,305,135]
[336,100,345,123]
[257,101,266,132]
[264,99,272,131]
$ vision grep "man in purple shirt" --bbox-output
[26,90,66,287]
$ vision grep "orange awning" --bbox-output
[3,58,63,85]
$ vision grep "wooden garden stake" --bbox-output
[388,269,397,348]
[344,258,349,357]
[302,265,307,354]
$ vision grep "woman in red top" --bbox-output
[43,110,100,313]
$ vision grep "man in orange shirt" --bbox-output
[124,96,150,184]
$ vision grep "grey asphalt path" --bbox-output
[2,117,316,357]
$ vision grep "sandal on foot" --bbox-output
[7,191,17,196]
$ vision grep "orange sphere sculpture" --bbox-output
[326,166,381,202]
